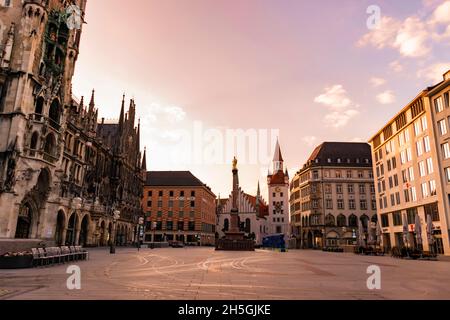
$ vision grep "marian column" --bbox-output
[229,157,240,234]
[216,157,254,251]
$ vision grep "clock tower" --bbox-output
[267,139,290,238]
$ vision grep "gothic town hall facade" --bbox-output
[0,0,145,251]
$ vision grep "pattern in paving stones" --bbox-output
[0,247,449,300]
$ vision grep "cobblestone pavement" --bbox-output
[1,247,449,300]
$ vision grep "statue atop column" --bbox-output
[215,157,254,251]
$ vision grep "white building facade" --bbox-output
[267,140,291,237]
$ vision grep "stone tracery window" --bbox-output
[337,214,346,227]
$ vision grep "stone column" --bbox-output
[61,227,68,246]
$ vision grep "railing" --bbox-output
[48,118,61,131]
[28,149,38,157]
[43,152,58,164]
[31,113,44,122]
[29,114,61,131]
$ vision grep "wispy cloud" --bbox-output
[324,110,360,128]
[302,136,318,147]
[314,85,352,109]
[314,85,359,128]
[142,103,186,124]
[417,62,450,83]
[370,77,386,87]
[358,1,450,58]
[376,90,396,105]
[389,60,404,73]
[395,17,430,57]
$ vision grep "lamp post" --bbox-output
[152,221,157,248]
[110,209,120,254]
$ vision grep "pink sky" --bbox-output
[72,0,450,198]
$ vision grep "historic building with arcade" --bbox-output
[0,0,145,253]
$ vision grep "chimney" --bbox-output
[444,70,450,81]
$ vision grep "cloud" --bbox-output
[430,1,450,24]
[394,17,430,57]
[417,62,450,83]
[370,77,386,87]
[389,60,404,73]
[357,16,401,50]
[302,136,318,147]
[357,1,450,58]
[314,85,352,109]
[324,110,360,128]
[315,85,359,128]
[142,103,186,124]
[376,90,396,104]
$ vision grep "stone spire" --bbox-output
[119,94,125,132]
[128,99,136,130]
[255,181,261,213]
[78,96,84,113]
[137,119,141,150]
[273,138,284,173]
[88,89,95,113]
[257,181,261,198]
[141,147,147,171]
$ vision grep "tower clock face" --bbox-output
[275,187,281,192]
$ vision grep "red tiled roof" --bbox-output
[268,171,287,185]
[244,193,269,218]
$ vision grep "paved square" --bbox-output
[1,248,449,300]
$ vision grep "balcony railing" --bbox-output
[29,114,61,132]
[48,118,61,131]
[31,113,44,122]
[43,152,58,164]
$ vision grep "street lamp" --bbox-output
[110,209,120,254]
[152,221,157,248]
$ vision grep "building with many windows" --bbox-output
[142,171,216,245]
[369,70,450,255]
[0,0,145,254]
[290,142,376,249]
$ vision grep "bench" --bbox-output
[75,246,89,260]
[30,246,89,267]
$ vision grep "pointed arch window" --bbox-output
[325,214,335,227]
[349,214,358,227]
[35,97,45,121]
[337,214,346,227]
[49,99,61,129]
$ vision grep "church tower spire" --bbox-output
[273,138,284,173]
[255,181,261,214]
